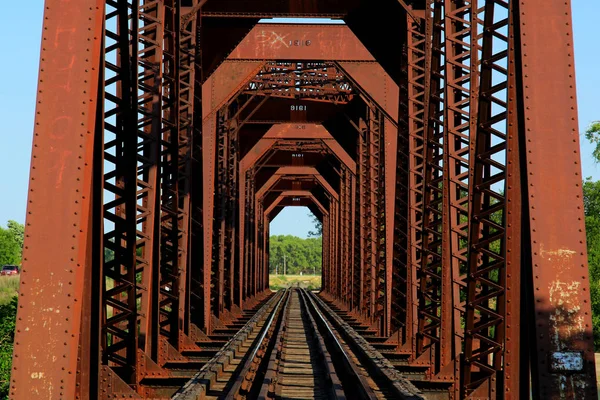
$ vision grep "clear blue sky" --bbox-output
[0,2,598,239]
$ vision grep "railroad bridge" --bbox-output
[11,0,598,399]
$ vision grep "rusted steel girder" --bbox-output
[516,1,596,397]
[238,123,355,306]
[384,1,598,398]
[12,0,600,399]
[228,24,374,61]
[263,191,328,219]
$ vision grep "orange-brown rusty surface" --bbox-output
[264,192,327,221]
[240,124,356,172]
[11,1,105,399]
[238,124,351,291]
[256,167,339,200]
[338,62,399,122]
[228,24,375,61]
[202,61,265,119]
[202,116,217,333]
[384,118,398,335]
[237,123,356,276]
[263,123,331,139]
[519,0,597,398]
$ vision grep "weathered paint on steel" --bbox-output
[228,24,375,61]
[256,167,339,201]
[202,61,265,119]
[504,4,523,396]
[202,116,217,333]
[519,0,597,398]
[238,123,353,306]
[264,192,328,221]
[338,62,399,122]
[11,1,105,398]
[384,118,397,336]
[263,123,331,139]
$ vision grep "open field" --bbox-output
[0,275,19,305]
[269,274,321,291]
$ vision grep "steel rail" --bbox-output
[307,291,424,400]
[257,289,292,399]
[256,288,344,399]
[298,289,379,400]
[297,289,347,399]
[173,291,285,400]
[224,289,291,399]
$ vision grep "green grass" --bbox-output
[269,274,322,291]
[0,276,19,305]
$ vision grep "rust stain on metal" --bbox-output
[228,24,375,61]
[11,1,105,399]
[519,0,597,397]
[203,61,265,119]
[338,62,399,121]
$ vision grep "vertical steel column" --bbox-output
[341,169,351,305]
[353,139,363,312]
[338,177,346,301]
[366,112,377,321]
[442,0,478,389]
[137,0,164,363]
[323,213,330,293]
[177,0,197,337]
[328,196,340,300]
[188,3,205,335]
[345,170,353,306]
[375,111,387,335]
[404,14,427,354]
[100,0,141,385]
[415,0,447,373]
[228,120,239,307]
[10,1,104,398]
[244,169,255,303]
[392,23,412,338]
[213,108,228,317]
[329,198,335,296]
[159,0,182,352]
[503,4,522,396]
[461,0,510,396]
[358,117,369,315]
[518,0,597,398]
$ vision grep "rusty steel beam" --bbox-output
[442,0,477,392]
[228,24,374,61]
[10,2,105,398]
[263,191,328,218]
[13,1,600,399]
[238,123,356,307]
[415,0,447,374]
[517,1,596,398]
[255,167,339,201]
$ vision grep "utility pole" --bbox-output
[283,254,287,275]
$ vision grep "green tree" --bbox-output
[269,235,322,275]
[585,121,600,163]
[583,178,600,347]
[6,221,23,251]
[308,215,322,237]
[0,297,17,398]
[0,226,21,266]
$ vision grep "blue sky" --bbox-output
[0,2,598,239]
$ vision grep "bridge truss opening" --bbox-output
[10,1,598,399]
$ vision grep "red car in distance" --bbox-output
[0,265,19,276]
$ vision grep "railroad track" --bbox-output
[174,288,424,400]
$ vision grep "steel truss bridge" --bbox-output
[10,0,598,399]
